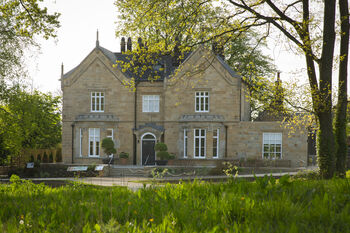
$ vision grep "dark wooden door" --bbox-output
[142,140,155,165]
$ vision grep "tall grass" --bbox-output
[0,175,349,232]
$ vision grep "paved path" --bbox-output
[0,171,302,191]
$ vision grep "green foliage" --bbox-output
[1,176,350,232]
[222,162,239,178]
[114,0,276,119]
[0,0,60,80]
[119,152,129,159]
[154,142,167,152]
[156,151,170,160]
[49,152,53,163]
[168,153,176,160]
[155,142,170,160]
[346,170,350,178]
[0,86,61,164]
[36,154,41,162]
[55,147,62,162]
[29,154,34,163]
[42,152,48,163]
[101,138,116,156]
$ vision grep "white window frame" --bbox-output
[194,129,206,158]
[106,128,113,139]
[89,128,100,157]
[262,133,282,159]
[142,95,160,112]
[106,128,114,157]
[184,129,188,158]
[195,91,209,112]
[91,92,104,112]
[79,128,83,157]
[213,129,219,158]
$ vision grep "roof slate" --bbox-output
[63,45,240,81]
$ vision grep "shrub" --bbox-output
[168,153,176,160]
[55,147,62,162]
[88,164,96,172]
[43,152,48,163]
[34,160,40,168]
[119,152,129,159]
[155,142,170,160]
[49,152,53,163]
[37,154,41,162]
[346,170,350,178]
[157,151,170,160]
[154,142,167,152]
[101,138,116,156]
[29,154,35,162]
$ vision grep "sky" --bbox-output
[28,0,307,94]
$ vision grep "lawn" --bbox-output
[0,175,349,232]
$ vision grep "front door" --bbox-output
[142,134,156,165]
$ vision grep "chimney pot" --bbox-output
[121,37,126,53]
[138,37,144,48]
[127,37,132,51]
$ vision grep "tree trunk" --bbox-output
[317,112,336,178]
[335,0,349,177]
[313,0,336,179]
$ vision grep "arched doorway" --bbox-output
[141,133,156,165]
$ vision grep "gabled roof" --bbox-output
[216,55,240,78]
[63,44,241,82]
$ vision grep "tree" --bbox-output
[0,0,60,80]
[115,0,276,116]
[115,0,278,164]
[101,138,117,156]
[225,0,349,178]
[0,85,61,164]
[224,32,277,119]
[334,0,349,177]
[115,0,349,178]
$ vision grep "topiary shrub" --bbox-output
[168,153,176,160]
[49,152,53,163]
[37,154,41,162]
[29,154,35,162]
[119,152,129,159]
[155,142,169,160]
[43,152,48,163]
[155,142,167,152]
[55,148,62,162]
[157,151,170,160]
[101,138,116,156]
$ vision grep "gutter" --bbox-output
[133,83,138,165]
[71,123,75,163]
[224,125,228,158]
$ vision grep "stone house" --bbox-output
[61,37,308,167]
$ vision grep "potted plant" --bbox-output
[101,138,116,164]
[119,152,129,165]
[167,153,176,166]
[155,142,169,165]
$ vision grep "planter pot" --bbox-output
[167,159,175,166]
[120,158,128,165]
[156,160,168,166]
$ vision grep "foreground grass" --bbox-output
[0,175,350,232]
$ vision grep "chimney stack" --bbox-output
[127,37,132,51]
[173,36,180,66]
[96,29,99,47]
[61,63,64,78]
[138,37,144,49]
[121,37,126,53]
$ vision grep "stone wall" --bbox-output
[61,46,308,167]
